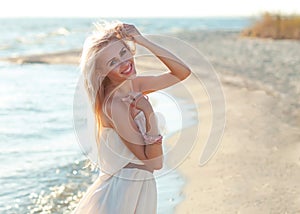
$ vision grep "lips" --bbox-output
[120,62,133,75]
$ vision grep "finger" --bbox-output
[123,23,132,29]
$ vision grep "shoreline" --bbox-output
[0,49,82,65]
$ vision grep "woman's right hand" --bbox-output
[121,92,159,135]
[134,94,153,114]
[121,92,153,115]
[121,23,146,45]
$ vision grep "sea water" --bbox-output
[0,62,193,213]
[0,17,251,213]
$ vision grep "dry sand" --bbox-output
[173,76,300,214]
[2,31,300,213]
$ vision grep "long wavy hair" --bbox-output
[80,21,135,143]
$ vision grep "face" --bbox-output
[95,40,136,84]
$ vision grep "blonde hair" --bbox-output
[80,21,135,142]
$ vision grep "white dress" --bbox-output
[73,111,157,214]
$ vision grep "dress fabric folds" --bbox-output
[73,111,157,214]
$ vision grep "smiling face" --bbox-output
[95,39,136,85]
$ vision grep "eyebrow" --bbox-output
[106,47,127,66]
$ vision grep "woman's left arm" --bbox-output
[123,24,192,93]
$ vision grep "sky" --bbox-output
[1,0,299,17]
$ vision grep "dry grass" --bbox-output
[241,12,300,40]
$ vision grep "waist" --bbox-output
[123,162,154,173]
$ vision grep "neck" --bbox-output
[106,79,132,96]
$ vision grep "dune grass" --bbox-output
[241,12,300,40]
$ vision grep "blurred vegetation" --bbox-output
[241,12,300,40]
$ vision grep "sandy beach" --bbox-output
[2,30,300,213]
[173,77,300,213]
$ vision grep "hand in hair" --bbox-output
[120,23,144,44]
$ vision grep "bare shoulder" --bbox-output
[106,95,128,116]
[101,95,128,127]
[105,96,141,137]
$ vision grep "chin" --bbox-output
[126,70,136,80]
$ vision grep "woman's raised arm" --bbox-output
[123,23,192,93]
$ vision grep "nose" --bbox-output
[119,60,130,69]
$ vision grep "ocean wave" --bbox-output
[6,105,48,113]
[0,158,93,214]
[50,27,70,36]
[26,159,96,214]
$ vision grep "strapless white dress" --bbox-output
[73,111,157,214]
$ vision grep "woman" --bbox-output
[73,22,191,214]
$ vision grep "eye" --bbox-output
[109,59,117,66]
[120,48,127,56]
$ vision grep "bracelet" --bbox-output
[142,133,163,145]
